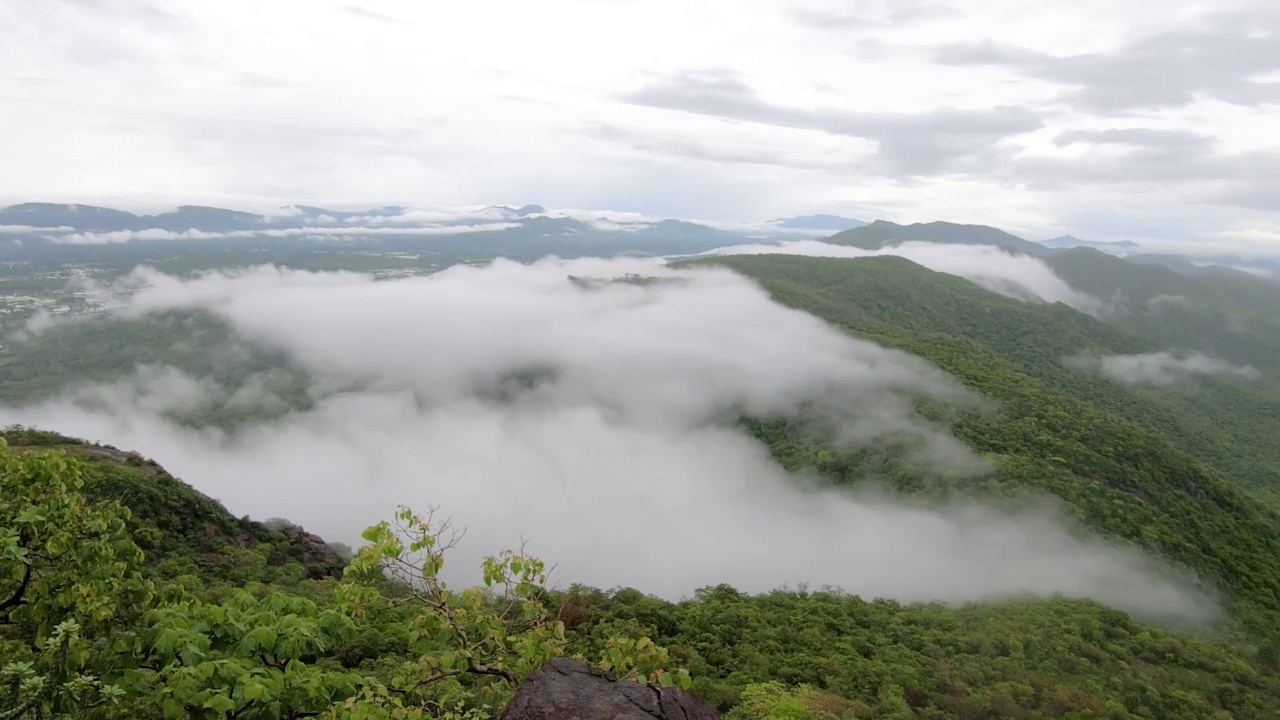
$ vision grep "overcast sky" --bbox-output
[2,0,1279,246]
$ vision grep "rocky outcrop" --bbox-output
[277,523,347,578]
[501,657,719,720]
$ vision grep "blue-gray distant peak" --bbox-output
[0,203,139,231]
[774,214,868,231]
[1043,234,1140,251]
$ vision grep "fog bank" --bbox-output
[0,258,1215,622]
[1067,351,1261,386]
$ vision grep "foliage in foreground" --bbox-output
[0,441,685,719]
[6,434,1280,719]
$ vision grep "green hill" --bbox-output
[1,426,347,588]
[825,220,1048,256]
[687,254,1280,635]
[1046,247,1280,371]
[708,250,1280,505]
[1040,248,1280,499]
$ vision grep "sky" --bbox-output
[2,0,1279,248]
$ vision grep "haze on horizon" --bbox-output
[2,0,1279,254]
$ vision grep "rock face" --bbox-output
[277,524,348,579]
[501,657,720,720]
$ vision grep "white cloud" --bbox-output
[584,218,649,232]
[0,224,75,234]
[1209,222,1280,252]
[1067,351,1262,386]
[1225,265,1275,278]
[0,0,1276,246]
[341,207,513,225]
[1147,294,1191,312]
[699,240,1104,312]
[51,228,226,244]
[526,207,662,225]
[48,223,522,244]
[67,364,223,417]
[0,258,1215,622]
[697,219,832,236]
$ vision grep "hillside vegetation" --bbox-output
[690,255,1280,636]
[1043,248,1280,501]
[9,250,1280,718]
[1046,248,1280,372]
[3,427,347,586]
[6,431,1280,719]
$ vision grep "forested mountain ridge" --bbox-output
[1041,248,1280,501]
[10,250,1280,718]
[689,254,1280,636]
[1046,247,1280,371]
[8,427,1280,719]
[824,220,1049,256]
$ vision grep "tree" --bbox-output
[1,619,126,720]
[132,591,367,719]
[1,441,151,719]
[0,441,150,637]
[724,681,869,720]
[332,505,688,718]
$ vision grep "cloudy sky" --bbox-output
[2,0,1279,246]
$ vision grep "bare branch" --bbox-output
[466,657,517,685]
[0,562,32,624]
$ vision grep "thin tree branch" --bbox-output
[0,562,32,624]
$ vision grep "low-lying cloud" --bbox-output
[0,258,1214,622]
[47,223,523,244]
[1147,294,1192,312]
[0,224,75,234]
[1067,351,1261,386]
[700,240,1103,313]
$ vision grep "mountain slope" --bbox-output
[8,428,1280,719]
[1,426,346,584]
[826,220,1048,256]
[1045,247,1280,373]
[1040,248,1280,500]
[690,253,1280,635]
[587,588,1280,718]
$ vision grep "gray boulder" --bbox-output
[501,657,719,720]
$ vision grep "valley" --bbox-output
[8,1,1280,716]
[6,209,1280,718]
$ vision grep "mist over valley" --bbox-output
[7,2,1280,715]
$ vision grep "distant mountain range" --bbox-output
[1,201,1273,282]
[0,202,863,241]
[1042,235,1141,251]
[0,202,876,270]
[771,214,868,231]
[0,202,313,233]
